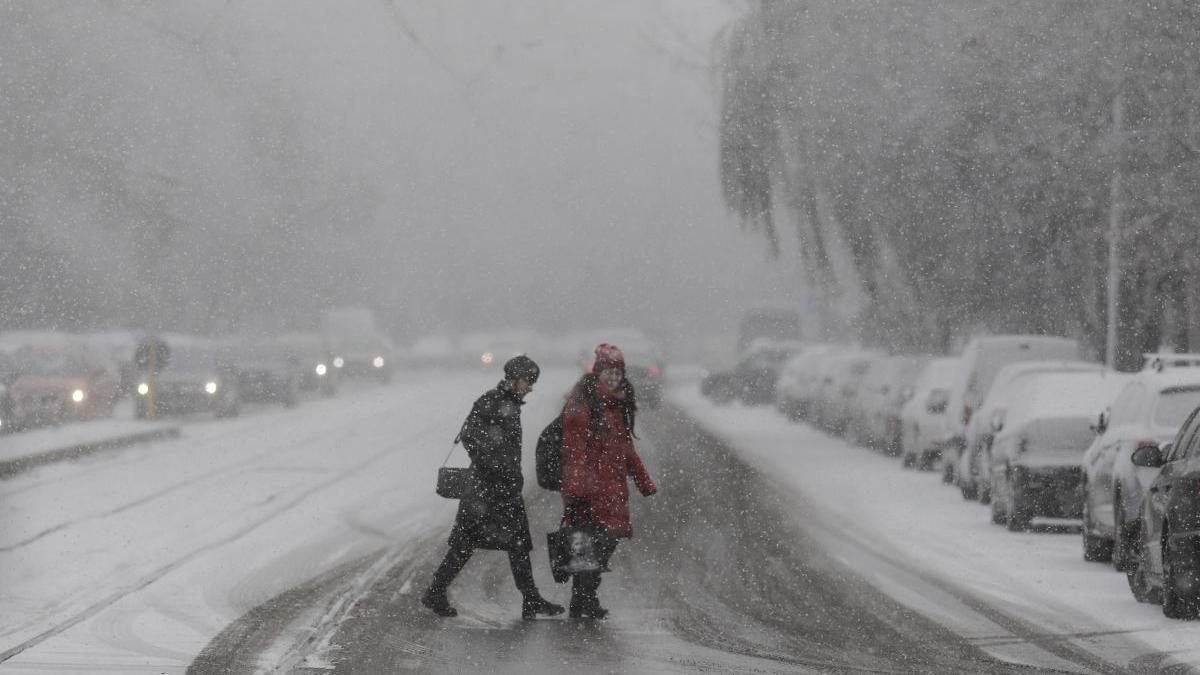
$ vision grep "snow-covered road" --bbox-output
[3,370,1197,673]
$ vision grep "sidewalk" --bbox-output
[0,417,180,479]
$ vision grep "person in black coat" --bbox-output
[422,355,564,620]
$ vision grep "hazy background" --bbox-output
[1,0,799,349]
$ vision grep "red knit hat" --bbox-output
[592,343,625,373]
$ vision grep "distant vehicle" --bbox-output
[461,329,542,370]
[1081,368,1200,568]
[737,304,802,353]
[988,371,1129,531]
[899,357,963,470]
[942,334,1081,485]
[1126,407,1200,617]
[321,307,395,382]
[774,347,841,421]
[134,337,241,419]
[702,342,804,406]
[278,332,338,396]
[958,360,1106,503]
[233,339,302,407]
[8,345,119,429]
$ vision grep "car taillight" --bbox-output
[649,366,661,378]
[962,405,973,426]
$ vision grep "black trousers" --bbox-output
[571,536,618,609]
[428,543,538,598]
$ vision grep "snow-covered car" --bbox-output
[134,335,241,419]
[988,370,1130,531]
[1126,407,1200,617]
[811,351,885,435]
[899,357,964,470]
[957,360,1106,502]
[774,348,840,421]
[8,345,120,429]
[942,334,1082,484]
[1081,368,1200,567]
[847,355,927,453]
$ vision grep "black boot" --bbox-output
[522,594,565,620]
[421,588,457,617]
[568,573,607,619]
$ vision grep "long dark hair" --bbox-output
[567,372,637,439]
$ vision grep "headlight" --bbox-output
[72,389,86,403]
[205,381,218,395]
[315,363,327,376]
[373,356,385,369]
[481,351,494,365]
[333,357,345,369]
[137,382,150,396]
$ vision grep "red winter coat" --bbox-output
[560,380,656,538]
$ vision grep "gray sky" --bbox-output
[224,0,801,343]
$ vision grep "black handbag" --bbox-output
[436,466,474,499]
[437,422,474,499]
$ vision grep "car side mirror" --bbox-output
[1131,444,1165,468]
[990,410,1005,433]
[1093,411,1109,435]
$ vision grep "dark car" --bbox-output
[134,337,241,419]
[1127,406,1200,617]
[278,332,338,397]
[233,340,301,407]
[702,343,803,406]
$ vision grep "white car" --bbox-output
[957,360,1106,502]
[899,357,963,470]
[943,334,1081,484]
[989,370,1130,531]
[1081,367,1200,568]
[848,355,927,453]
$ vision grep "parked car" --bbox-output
[774,347,840,421]
[958,360,1106,502]
[134,335,241,419]
[812,351,885,435]
[8,345,119,429]
[988,371,1129,531]
[701,342,804,406]
[278,332,338,397]
[847,355,927,453]
[1081,367,1200,568]
[900,357,963,469]
[943,335,1082,485]
[1126,407,1200,617]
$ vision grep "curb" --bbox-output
[0,426,182,480]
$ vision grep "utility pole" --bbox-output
[1105,91,1123,368]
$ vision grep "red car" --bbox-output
[8,346,118,429]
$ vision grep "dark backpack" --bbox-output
[535,414,565,491]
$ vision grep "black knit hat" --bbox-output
[503,355,540,384]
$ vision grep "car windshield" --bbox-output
[18,352,86,377]
[1152,387,1200,428]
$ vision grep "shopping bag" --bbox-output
[547,525,610,583]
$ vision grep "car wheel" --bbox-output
[1127,542,1162,604]
[1112,495,1138,572]
[960,475,978,501]
[1082,497,1114,562]
[941,458,954,484]
[990,475,1007,525]
[1162,531,1200,619]
[901,451,916,469]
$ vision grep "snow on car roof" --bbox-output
[1007,371,1131,425]
[1134,367,1200,393]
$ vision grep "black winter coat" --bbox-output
[448,382,533,552]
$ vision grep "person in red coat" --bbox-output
[560,343,657,618]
